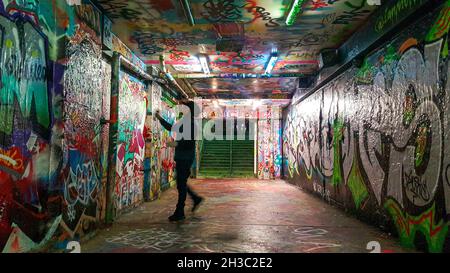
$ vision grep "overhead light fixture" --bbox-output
[180,0,195,26]
[166,73,175,81]
[286,0,305,26]
[199,54,210,75]
[264,49,278,75]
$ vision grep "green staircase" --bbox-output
[199,140,255,178]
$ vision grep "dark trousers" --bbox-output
[175,159,199,214]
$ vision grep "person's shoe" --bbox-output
[192,197,204,212]
[168,213,185,222]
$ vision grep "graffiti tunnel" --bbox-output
[0,0,450,255]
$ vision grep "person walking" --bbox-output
[154,99,204,221]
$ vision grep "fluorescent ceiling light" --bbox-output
[199,55,210,75]
[166,73,175,81]
[286,0,305,26]
[264,52,278,75]
[180,0,195,26]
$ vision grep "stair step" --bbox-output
[200,166,231,169]
[200,168,231,170]
[232,159,254,162]
[200,166,232,169]
[199,172,232,174]
[200,162,231,164]
[200,140,255,178]
[201,161,231,164]
[201,157,230,160]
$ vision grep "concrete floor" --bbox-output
[82,179,415,253]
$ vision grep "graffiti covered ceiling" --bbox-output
[202,98,291,111]
[189,77,299,98]
[96,0,379,98]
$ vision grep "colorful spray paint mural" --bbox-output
[159,100,177,190]
[111,33,147,72]
[189,77,298,99]
[115,72,147,211]
[144,82,178,200]
[149,82,162,200]
[99,61,112,221]
[258,107,282,179]
[62,22,109,238]
[96,0,377,73]
[0,0,152,253]
[96,0,379,98]
[283,1,450,252]
[0,3,56,252]
[0,0,191,253]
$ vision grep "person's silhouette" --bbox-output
[155,100,204,221]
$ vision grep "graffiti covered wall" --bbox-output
[159,100,176,191]
[283,2,450,252]
[146,82,177,200]
[0,0,108,253]
[0,0,153,252]
[115,72,146,211]
[258,107,282,179]
[149,82,162,200]
[62,26,109,238]
[0,1,56,252]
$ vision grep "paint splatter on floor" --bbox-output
[80,179,416,253]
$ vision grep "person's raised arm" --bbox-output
[155,110,173,131]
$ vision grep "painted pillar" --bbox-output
[257,106,282,179]
[105,52,120,225]
[160,99,177,190]
[143,81,153,202]
[150,82,162,200]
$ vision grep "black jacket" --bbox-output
[157,115,197,162]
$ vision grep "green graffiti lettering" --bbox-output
[347,153,368,209]
[385,199,448,253]
[0,18,50,135]
[331,119,344,186]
